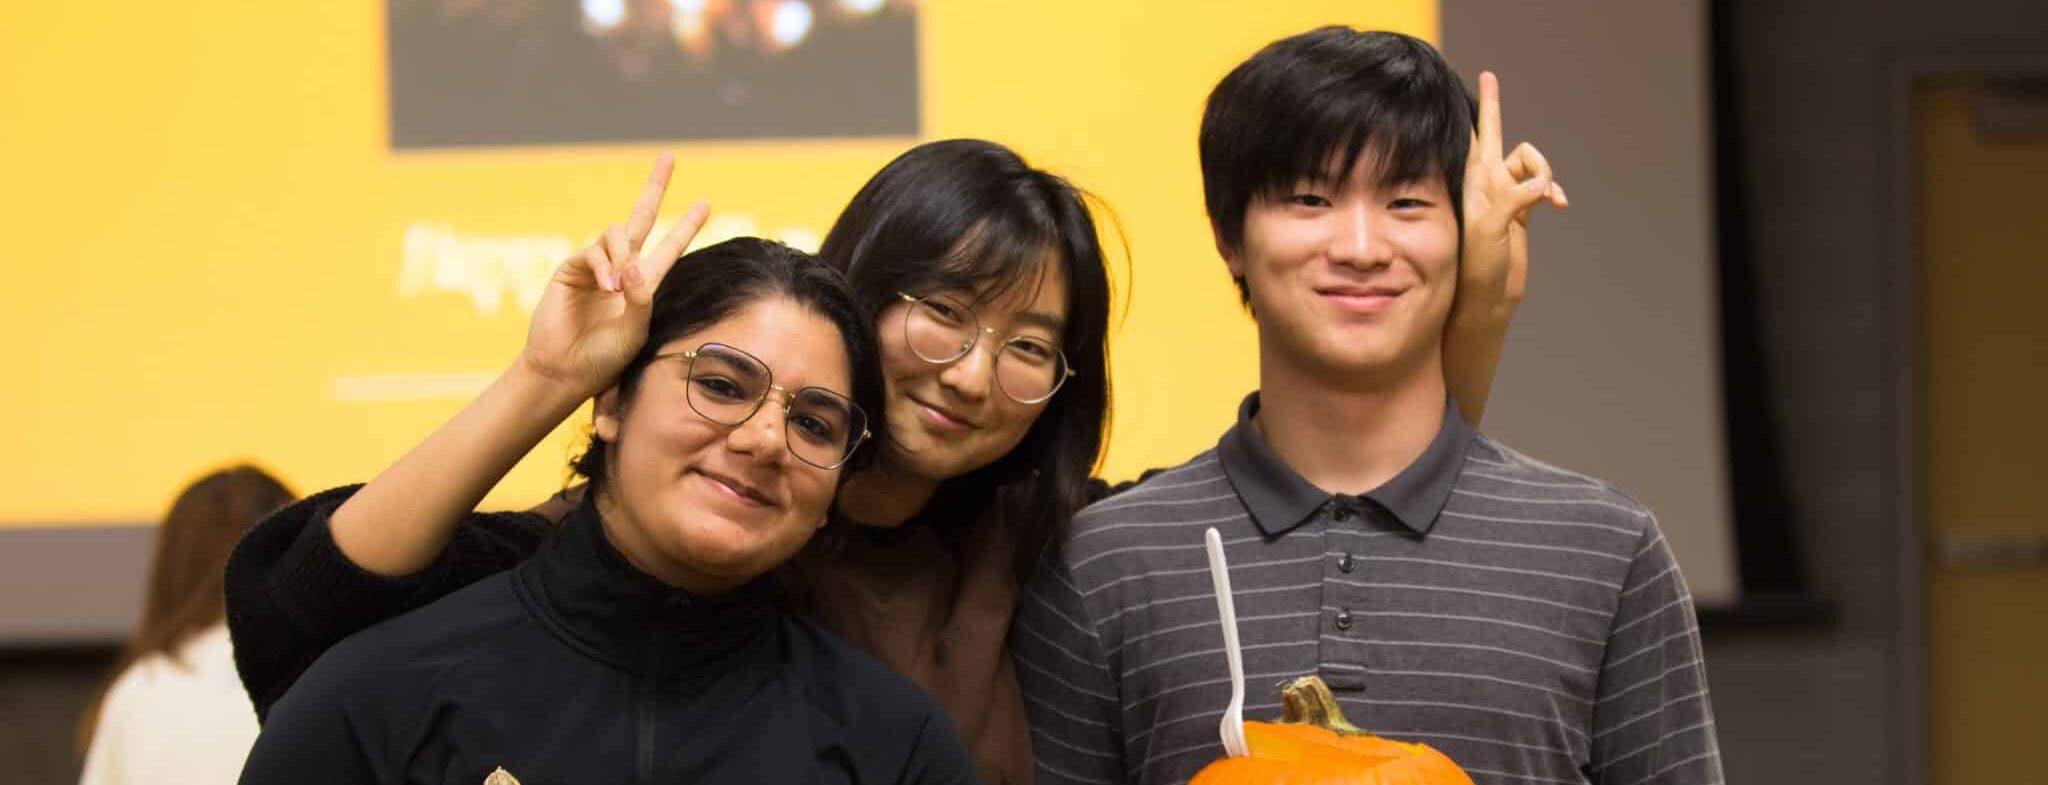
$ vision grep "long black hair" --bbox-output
[818,138,1115,576]
[572,238,886,494]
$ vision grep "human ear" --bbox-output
[593,386,625,442]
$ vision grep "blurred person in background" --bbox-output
[77,465,296,785]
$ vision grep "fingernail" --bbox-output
[624,263,644,286]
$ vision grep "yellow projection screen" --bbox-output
[1,1,1435,528]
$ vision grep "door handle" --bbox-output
[1931,533,2048,570]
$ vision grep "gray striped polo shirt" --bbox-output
[1012,394,1722,785]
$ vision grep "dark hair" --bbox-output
[572,238,885,495]
[79,465,296,753]
[1201,27,1475,305]
[818,139,1114,576]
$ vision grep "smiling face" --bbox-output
[874,251,1070,484]
[592,296,854,593]
[1220,151,1460,386]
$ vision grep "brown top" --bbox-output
[784,508,1032,785]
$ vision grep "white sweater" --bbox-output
[79,623,259,785]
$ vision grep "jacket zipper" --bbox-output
[637,640,659,784]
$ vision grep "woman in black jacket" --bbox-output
[237,186,978,785]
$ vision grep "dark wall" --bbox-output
[1711,0,2047,781]
[0,527,151,785]
[1446,0,2048,783]
[1711,2,2046,781]
[0,647,116,785]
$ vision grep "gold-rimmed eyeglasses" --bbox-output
[653,342,871,470]
[895,292,1075,405]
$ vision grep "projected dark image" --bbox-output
[388,0,920,148]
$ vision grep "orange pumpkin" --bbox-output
[1189,676,1475,785]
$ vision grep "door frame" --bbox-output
[1882,40,2048,785]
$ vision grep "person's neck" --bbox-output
[1253,348,1448,496]
[833,453,940,527]
[592,489,733,596]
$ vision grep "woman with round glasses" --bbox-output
[238,231,983,784]
[228,140,1535,783]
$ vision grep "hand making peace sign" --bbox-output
[1460,71,1567,322]
[518,154,713,400]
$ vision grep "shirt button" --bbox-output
[1334,609,1354,631]
[1333,506,1355,522]
[1336,552,1355,573]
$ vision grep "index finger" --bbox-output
[624,153,676,250]
[641,199,713,286]
[1476,71,1502,159]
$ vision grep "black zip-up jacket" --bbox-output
[236,498,979,785]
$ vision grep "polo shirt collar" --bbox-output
[1217,391,1476,537]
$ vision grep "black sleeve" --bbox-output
[224,484,552,721]
[236,628,423,785]
[896,706,984,785]
[236,679,384,785]
[1085,466,1174,503]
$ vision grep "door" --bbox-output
[1917,74,2048,785]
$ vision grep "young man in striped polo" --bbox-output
[1012,28,1723,785]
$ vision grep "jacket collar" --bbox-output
[515,498,782,673]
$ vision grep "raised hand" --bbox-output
[322,155,709,580]
[1443,72,1568,424]
[519,154,711,399]
[1458,71,1567,323]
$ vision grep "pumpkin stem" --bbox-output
[1276,675,1370,736]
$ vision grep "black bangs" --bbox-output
[1202,28,1475,255]
[914,210,1061,309]
[1258,76,1466,203]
